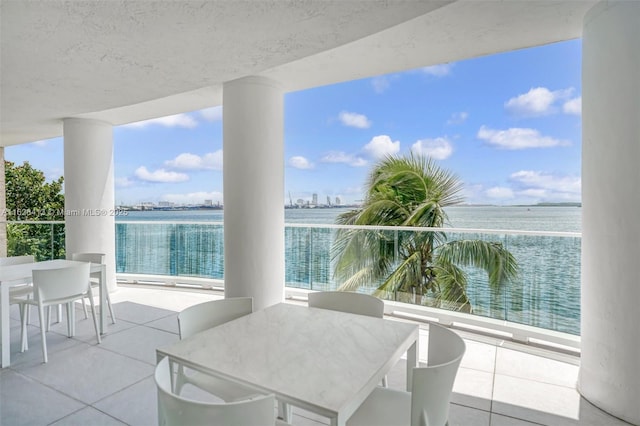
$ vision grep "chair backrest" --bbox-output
[32,263,91,304]
[308,291,384,318]
[410,323,466,426]
[155,356,276,426]
[0,255,35,266]
[177,297,253,340]
[70,252,105,264]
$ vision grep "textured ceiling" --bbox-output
[0,0,596,146]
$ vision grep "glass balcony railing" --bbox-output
[3,220,581,335]
[3,220,66,261]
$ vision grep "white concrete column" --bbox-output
[222,76,284,310]
[63,118,117,292]
[579,2,640,425]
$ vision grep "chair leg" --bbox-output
[65,303,73,337]
[382,375,388,387]
[26,294,31,325]
[87,287,101,344]
[175,363,186,394]
[20,304,29,352]
[82,297,88,319]
[38,305,48,363]
[106,292,116,324]
[46,306,51,331]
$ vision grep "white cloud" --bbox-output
[504,87,574,117]
[518,188,549,198]
[510,170,581,195]
[371,76,391,94]
[477,126,570,150]
[421,64,452,77]
[31,140,48,147]
[124,113,198,129]
[339,111,372,129]
[362,135,400,159]
[115,177,135,188]
[563,97,582,115]
[486,187,514,199]
[321,151,368,167]
[446,112,468,125]
[288,156,314,169]
[161,191,223,205]
[165,151,223,171]
[200,106,223,121]
[134,166,189,183]
[411,137,453,160]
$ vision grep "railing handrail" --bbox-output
[2,220,65,225]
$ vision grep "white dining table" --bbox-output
[156,302,419,426]
[0,259,107,368]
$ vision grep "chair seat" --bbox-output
[347,387,410,426]
[9,284,33,299]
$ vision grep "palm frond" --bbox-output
[432,260,472,312]
[436,239,518,289]
[373,251,423,299]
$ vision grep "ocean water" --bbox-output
[115,206,582,334]
[118,205,581,232]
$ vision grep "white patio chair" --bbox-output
[70,252,115,324]
[156,356,291,426]
[308,290,387,383]
[175,298,259,401]
[346,323,466,426]
[295,290,388,421]
[1,255,36,323]
[307,290,385,318]
[17,263,101,363]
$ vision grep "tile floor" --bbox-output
[0,285,632,426]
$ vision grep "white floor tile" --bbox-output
[108,301,176,325]
[145,313,179,335]
[49,406,127,425]
[98,324,179,365]
[94,375,158,426]
[452,367,494,411]
[9,323,85,368]
[490,413,541,426]
[495,347,578,388]
[450,403,491,426]
[460,339,497,373]
[14,343,154,404]
[0,369,85,426]
[492,374,581,425]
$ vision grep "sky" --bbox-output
[5,39,582,207]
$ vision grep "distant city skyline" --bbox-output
[6,39,582,206]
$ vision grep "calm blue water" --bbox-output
[115,206,582,334]
[118,205,582,232]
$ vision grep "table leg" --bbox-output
[1,285,10,367]
[406,339,418,392]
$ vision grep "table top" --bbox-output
[157,302,418,420]
[0,259,102,286]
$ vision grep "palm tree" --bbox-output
[332,154,517,312]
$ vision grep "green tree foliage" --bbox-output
[332,154,518,312]
[4,161,65,260]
